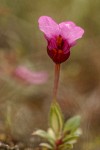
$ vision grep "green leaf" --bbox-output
[32,129,48,138]
[47,128,56,140]
[74,128,82,136]
[63,128,82,146]
[63,116,81,133]
[59,143,73,150]
[32,130,54,145]
[54,102,64,130]
[40,143,53,149]
[49,102,64,135]
[63,135,78,144]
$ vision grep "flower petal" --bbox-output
[38,16,59,38]
[60,21,76,27]
[47,38,57,50]
[13,66,48,84]
[59,21,84,46]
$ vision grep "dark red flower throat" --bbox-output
[47,35,70,64]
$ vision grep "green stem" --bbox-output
[53,64,60,101]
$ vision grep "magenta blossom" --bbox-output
[38,16,84,64]
[13,66,48,84]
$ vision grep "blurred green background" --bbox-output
[0,0,100,149]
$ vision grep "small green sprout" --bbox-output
[32,102,82,150]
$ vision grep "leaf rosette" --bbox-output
[32,102,82,150]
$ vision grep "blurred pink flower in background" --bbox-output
[13,66,48,84]
[38,16,84,64]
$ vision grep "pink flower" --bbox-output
[13,66,48,84]
[38,16,84,64]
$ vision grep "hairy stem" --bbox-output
[53,64,60,101]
